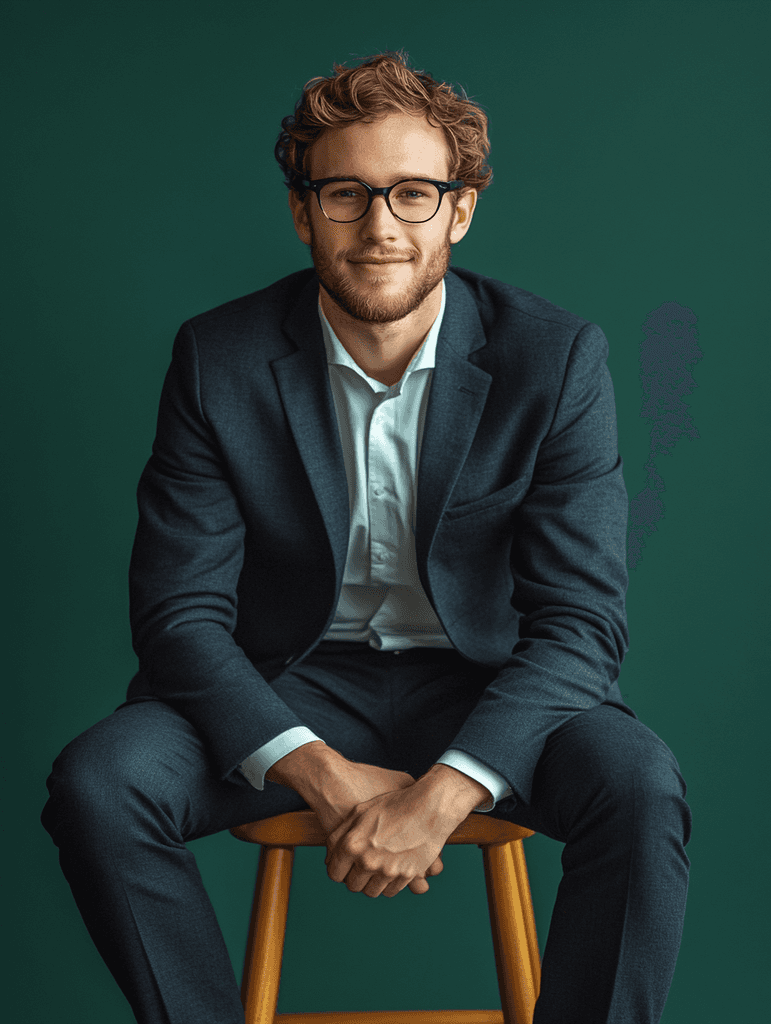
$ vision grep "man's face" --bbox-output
[289,113,477,324]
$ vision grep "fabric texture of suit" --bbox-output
[43,265,692,1024]
[127,265,631,805]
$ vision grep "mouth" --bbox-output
[348,257,411,265]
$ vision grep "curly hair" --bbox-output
[275,51,492,203]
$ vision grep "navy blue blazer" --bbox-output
[128,266,630,804]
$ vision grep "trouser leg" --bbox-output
[40,647,400,1024]
[42,648,691,1024]
[370,650,692,1021]
[332,646,692,1020]
[41,700,307,1024]
[494,704,692,1024]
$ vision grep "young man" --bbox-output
[43,52,691,1024]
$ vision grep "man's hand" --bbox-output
[324,764,492,899]
[264,742,445,893]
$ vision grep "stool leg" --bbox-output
[510,841,541,998]
[482,841,539,1024]
[242,845,294,1024]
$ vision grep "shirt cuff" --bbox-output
[239,726,324,791]
[434,749,513,812]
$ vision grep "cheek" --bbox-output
[310,217,351,251]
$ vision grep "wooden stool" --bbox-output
[231,810,540,1024]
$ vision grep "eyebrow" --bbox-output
[325,173,440,182]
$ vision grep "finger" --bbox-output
[326,847,356,884]
[325,815,360,866]
[325,812,358,858]
[362,874,398,899]
[380,876,412,898]
[344,864,377,894]
[425,856,444,877]
[407,876,430,895]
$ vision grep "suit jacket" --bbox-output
[127,266,630,804]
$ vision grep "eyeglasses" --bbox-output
[291,173,466,224]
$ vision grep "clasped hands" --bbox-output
[323,773,448,898]
[265,741,491,899]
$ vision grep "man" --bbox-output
[43,52,691,1024]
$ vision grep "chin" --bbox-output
[321,281,431,324]
[310,226,452,325]
[318,260,450,325]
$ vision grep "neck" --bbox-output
[319,282,442,386]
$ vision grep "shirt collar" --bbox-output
[317,278,446,384]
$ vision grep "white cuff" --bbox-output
[434,750,513,812]
[239,727,324,791]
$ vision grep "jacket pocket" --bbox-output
[443,477,529,521]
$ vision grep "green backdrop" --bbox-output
[4,1,769,1021]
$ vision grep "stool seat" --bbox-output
[231,811,540,1024]
[231,809,533,848]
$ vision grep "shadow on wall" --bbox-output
[627,302,703,570]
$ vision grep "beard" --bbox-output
[309,219,452,325]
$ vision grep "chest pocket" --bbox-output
[443,477,529,521]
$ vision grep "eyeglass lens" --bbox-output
[319,181,441,223]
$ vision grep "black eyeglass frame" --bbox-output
[290,173,467,224]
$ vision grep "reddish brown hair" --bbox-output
[275,51,492,202]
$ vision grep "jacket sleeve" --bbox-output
[129,321,307,780]
[447,321,631,804]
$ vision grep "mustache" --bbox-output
[344,248,416,262]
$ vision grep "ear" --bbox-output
[449,188,478,244]
[288,189,312,246]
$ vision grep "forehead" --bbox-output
[308,112,452,181]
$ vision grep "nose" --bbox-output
[358,194,400,239]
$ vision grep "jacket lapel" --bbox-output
[272,269,493,588]
[415,270,492,568]
[272,274,351,583]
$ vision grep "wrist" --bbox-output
[417,764,493,823]
[265,741,346,800]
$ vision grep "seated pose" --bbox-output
[43,51,691,1024]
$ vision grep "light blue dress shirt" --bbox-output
[239,280,513,811]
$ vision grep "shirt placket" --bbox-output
[367,387,403,586]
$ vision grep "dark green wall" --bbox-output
[5,1,768,1021]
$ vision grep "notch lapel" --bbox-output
[272,274,350,584]
[415,271,492,570]
[271,269,492,595]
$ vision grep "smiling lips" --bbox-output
[349,256,411,264]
